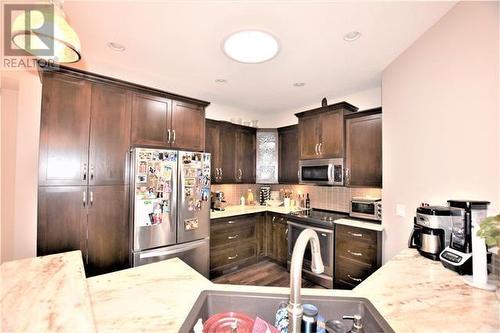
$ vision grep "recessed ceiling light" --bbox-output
[343,31,361,42]
[107,42,126,51]
[215,79,227,83]
[223,30,279,64]
[293,82,306,87]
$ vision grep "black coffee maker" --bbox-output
[408,206,458,261]
[439,200,490,275]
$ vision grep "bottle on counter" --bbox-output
[305,193,311,209]
[240,195,246,206]
[247,189,254,205]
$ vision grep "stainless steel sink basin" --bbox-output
[179,290,394,332]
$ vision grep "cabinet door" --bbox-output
[89,84,131,185]
[37,186,86,256]
[278,125,299,183]
[219,124,237,183]
[346,113,382,187]
[298,116,319,159]
[171,100,205,151]
[236,128,256,183]
[131,93,171,147]
[205,120,221,183]
[86,185,129,276]
[39,73,91,186]
[319,111,344,158]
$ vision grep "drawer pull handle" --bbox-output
[348,231,363,238]
[227,221,235,224]
[227,234,239,240]
[347,274,362,282]
[228,254,239,260]
[321,233,327,237]
[347,250,363,257]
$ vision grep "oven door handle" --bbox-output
[287,221,334,234]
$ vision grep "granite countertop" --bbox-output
[211,205,384,231]
[1,251,96,333]
[3,249,498,333]
[353,249,500,333]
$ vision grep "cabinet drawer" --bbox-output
[211,215,257,233]
[210,242,257,269]
[210,225,256,248]
[336,238,377,266]
[336,224,377,243]
[335,257,374,287]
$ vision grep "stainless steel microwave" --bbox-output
[298,158,344,186]
[350,197,382,221]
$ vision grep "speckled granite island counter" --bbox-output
[1,251,96,333]
[2,249,498,333]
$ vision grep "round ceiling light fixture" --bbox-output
[223,30,279,64]
[293,82,306,87]
[215,79,227,83]
[343,31,361,42]
[107,42,126,52]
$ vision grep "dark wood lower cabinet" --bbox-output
[334,224,382,289]
[38,185,130,277]
[38,186,87,256]
[86,185,129,276]
[268,214,288,265]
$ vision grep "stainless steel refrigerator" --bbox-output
[130,148,211,277]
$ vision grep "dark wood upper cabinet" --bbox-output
[37,186,86,256]
[297,115,318,160]
[319,111,344,158]
[235,127,256,183]
[205,120,222,183]
[89,83,131,185]
[205,119,256,184]
[86,185,129,276]
[131,93,171,147]
[219,123,237,183]
[296,102,358,160]
[171,101,205,151]
[278,125,299,184]
[345,109,382,188]
[39,73,91,186]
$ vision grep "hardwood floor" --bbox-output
[211,259,325,289]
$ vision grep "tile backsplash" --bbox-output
[210,184,382,213]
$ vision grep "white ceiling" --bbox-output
[64,1,456,113]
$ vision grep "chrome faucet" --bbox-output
[288,229,325,333]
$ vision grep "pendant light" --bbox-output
[11,1,81,63]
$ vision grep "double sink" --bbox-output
[180,290,394,332]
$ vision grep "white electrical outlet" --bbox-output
[396,204,406,217]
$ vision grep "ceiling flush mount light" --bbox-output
[215,79,227,84]
[223,30,279,64]
[11,1,82,63]
[293,82,306,87]
[107,42,126,52]
[343,31,361,42]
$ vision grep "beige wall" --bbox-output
[382,2,499,262]
[0,70,41,262]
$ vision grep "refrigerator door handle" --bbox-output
[139,239,207,259]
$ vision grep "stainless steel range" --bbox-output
[287,209,347,288]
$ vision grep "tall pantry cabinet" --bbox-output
[38,72,130,276]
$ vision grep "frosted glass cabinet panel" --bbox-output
[256,130,278,184]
